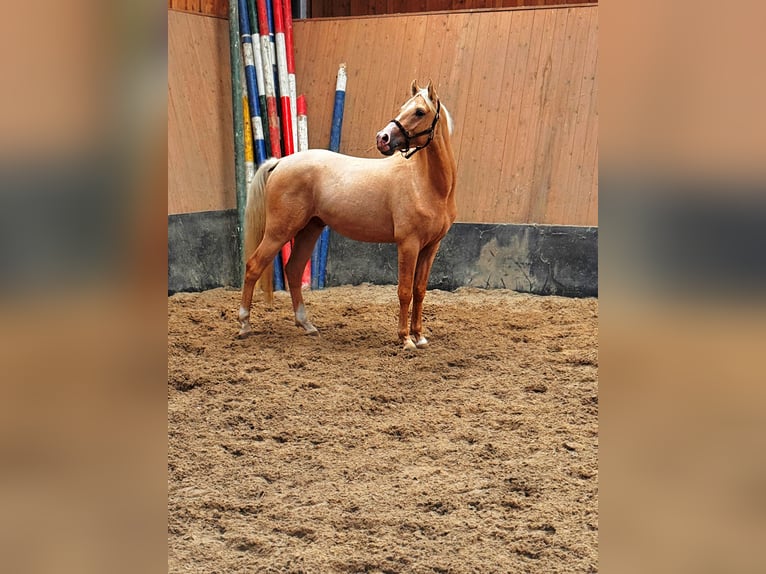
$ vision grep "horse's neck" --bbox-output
[418,124,457,200]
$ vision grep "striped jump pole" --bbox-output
[297,94,309,152]
[271,0,294,290]
[272,0,294,156]
[283,0,298,152]
[246,0,271,156]
[297,96,317,288]
[265,0,279,107]
[329,63,347,153]
[274,0,311,288]
[240,65,255,184]
[238,37,256,185]
[298,94,322,289]
[238,0,267,166]
[256,0,281,158]
[316,63,347,289]
[255,0,285,290]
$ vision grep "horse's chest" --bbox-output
[403,207,451,241]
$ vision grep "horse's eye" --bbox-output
[415,109,426,117]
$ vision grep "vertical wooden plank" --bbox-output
[495,9,537,222]
[431,11,463,97]
[168,11,235,214]
[486,9,523,215]
[316,20,346,150]
[440,12,480,182]
[544,7,590,224]
[340,18,372,155]
[426,0,454,11]
[568,7,598,226]
[292,17,320,145]
[456,11,514,222]
[294,19,341,150]
[365,0,379,14]
[559,8,594,224]
[425,11,463,207]
[530,10,576,223]
[516,9,557,223]
[417,14,449,88]
[168,0,228,18]
[586,32,599,228]
[540,7,578,224]
[391,15,429,116]
[389,0,422,14]
[345,17,408,157]
[587,145,598,225]
[521,8,562,223]
[310,0,336,18]
[337,17,380,154]
[451,12,490,221]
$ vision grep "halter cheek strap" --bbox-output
[390,100,441,159]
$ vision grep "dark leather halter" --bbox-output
[390,100,441,159]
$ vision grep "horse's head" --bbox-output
[376,80,442,158]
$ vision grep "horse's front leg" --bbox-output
[411,241,441,348]
[396,241,420,351]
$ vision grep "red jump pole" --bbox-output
[273,0,310,287]
[256,0,282,158]
[272,0,293,156]
[297,94,311,287]
[283,0,298,152]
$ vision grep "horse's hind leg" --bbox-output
[411,241,441,348]
[284,218,325,334]
[239,235,285,337]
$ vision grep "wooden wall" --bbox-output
[311,1,597,19]
[168,10,235,214]
[167,3,597,225]
[168,0,228,19]
[166,1,598,20]
[293,4,598,225]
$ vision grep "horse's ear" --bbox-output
[426,79,436,102]
[411,79,419,96]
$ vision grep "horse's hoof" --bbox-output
[297,321,319,335]
[402,338,417,352]
[237,324,253,339]
[415,336,429,348]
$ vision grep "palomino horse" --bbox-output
[238,80,457,351]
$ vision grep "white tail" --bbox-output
[244,157,280,304]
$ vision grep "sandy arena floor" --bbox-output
[168,285,598,573]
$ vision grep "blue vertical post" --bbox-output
[315,63,347,289]
[229,0,247,282]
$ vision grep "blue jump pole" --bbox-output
[238,0,267,166]
[246,0,271,156]
[315,63,347,289]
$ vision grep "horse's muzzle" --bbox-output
[376,124,400,156]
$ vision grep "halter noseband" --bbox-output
[390,100,441,159]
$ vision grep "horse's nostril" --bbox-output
[380,132,389,143]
